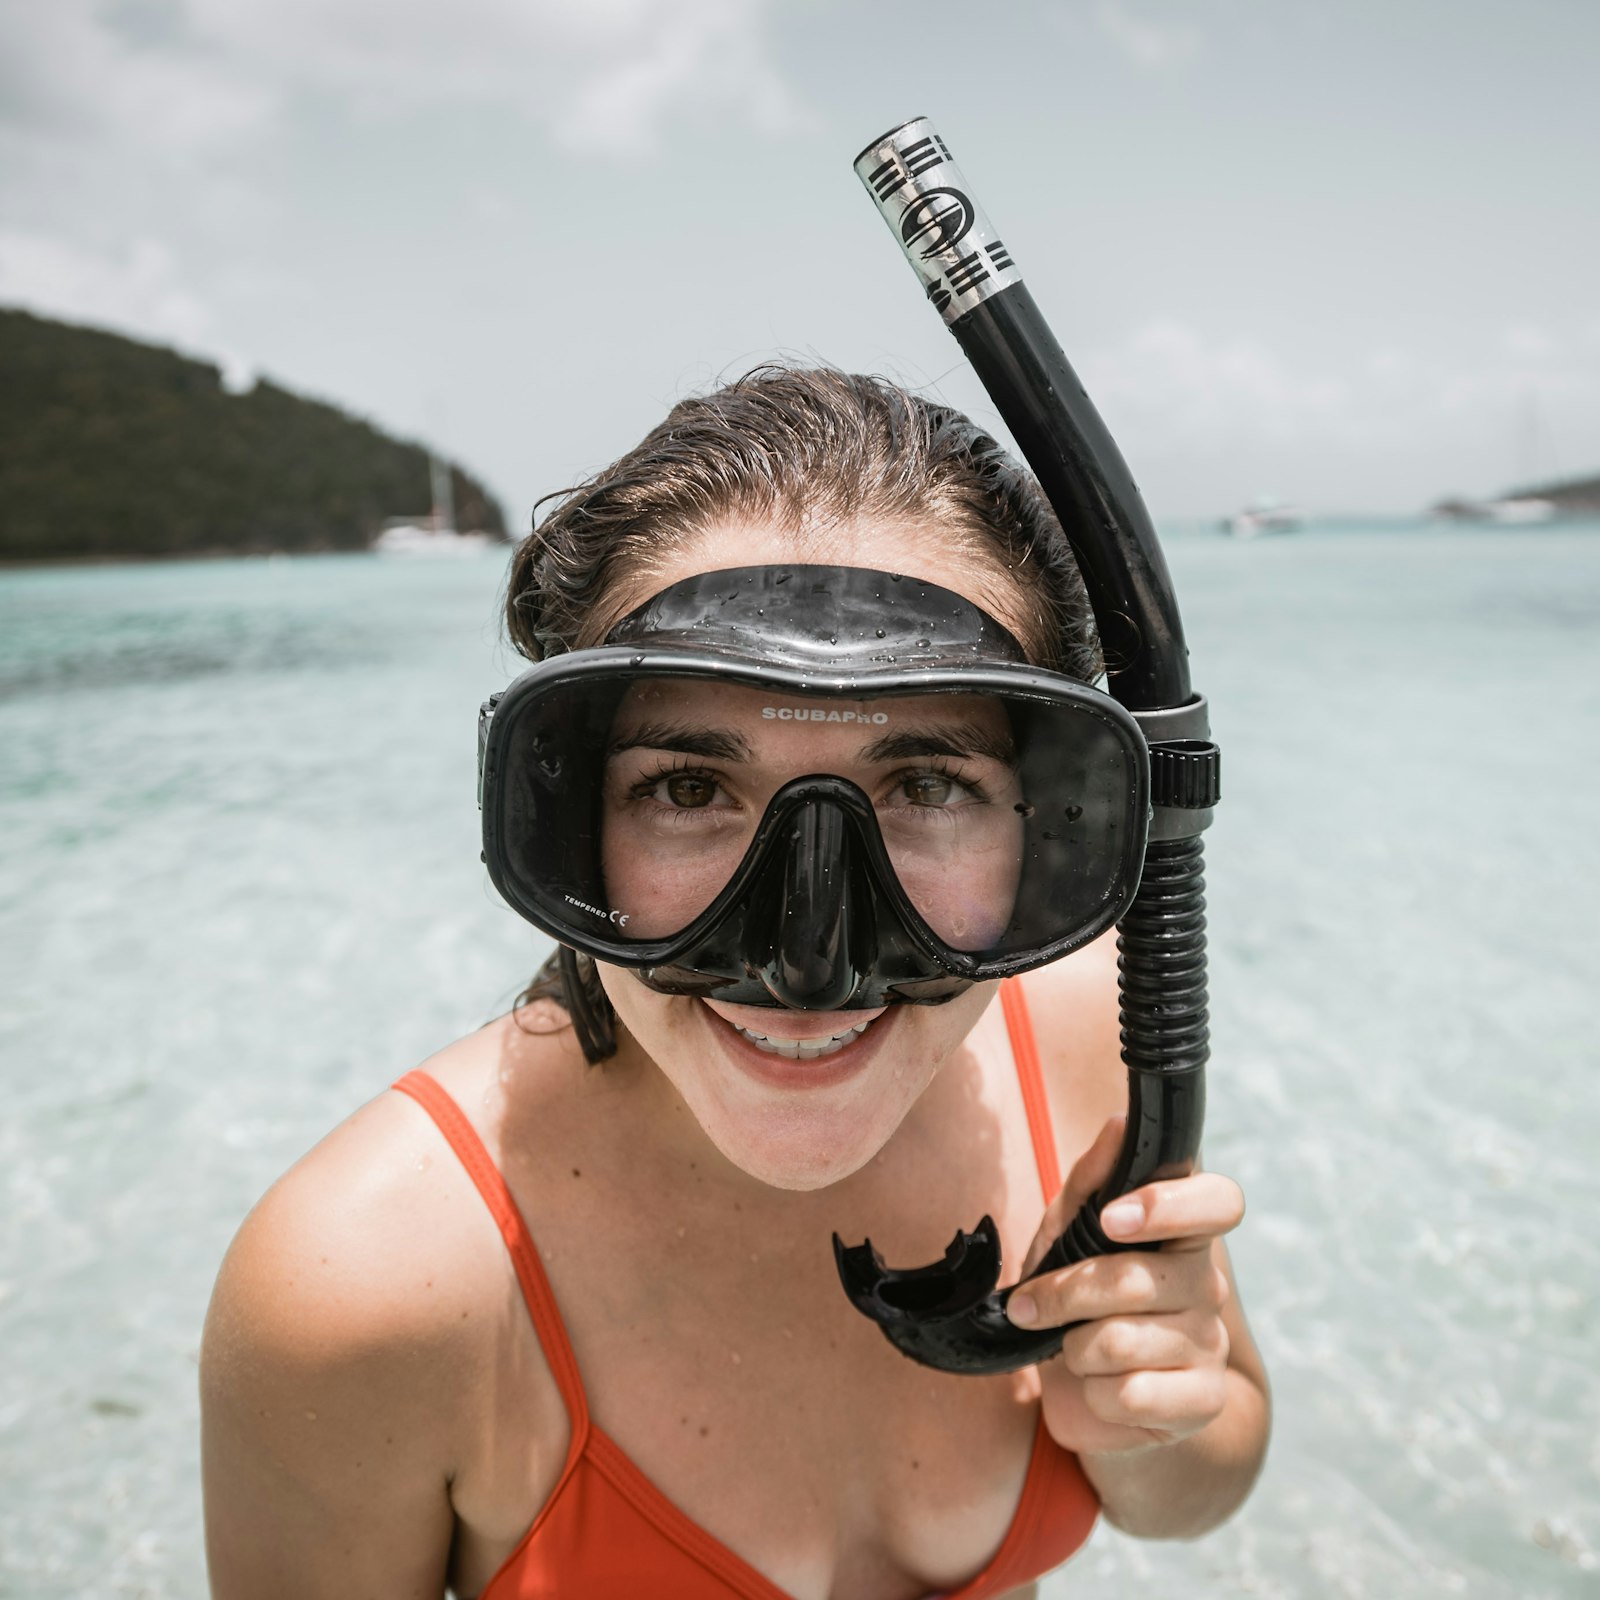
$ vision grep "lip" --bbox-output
[698,999,896,1091]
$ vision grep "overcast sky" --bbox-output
[3,0,1597,522]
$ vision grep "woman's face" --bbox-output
[596,517,1036,1192]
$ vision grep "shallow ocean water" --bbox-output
[1,525,1596,1598]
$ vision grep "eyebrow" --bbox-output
[608,722,752,762]
[859,723,1018,766]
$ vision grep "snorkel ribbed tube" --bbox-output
[832,118,1219,1374]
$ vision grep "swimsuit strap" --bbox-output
[391,1069,591,1442]
[998,978,1061,1203]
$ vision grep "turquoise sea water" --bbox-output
[1,526,1596,1598]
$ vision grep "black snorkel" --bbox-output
[833,118,1221,1375]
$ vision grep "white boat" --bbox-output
[1429,495,1558,526]
[1220,498,1302,539]
[1484,497,1556,525]
[375,450,492,555]
[374,521,491,555]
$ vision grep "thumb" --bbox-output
[1019,1113,1126,1277]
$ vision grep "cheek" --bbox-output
[890,815,1024,951]
[601,819,747,939]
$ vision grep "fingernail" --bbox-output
[1008,1292,1038,1327]
[1101,1201,1143,1238]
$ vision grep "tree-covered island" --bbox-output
[0,308,507,562]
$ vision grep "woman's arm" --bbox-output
[1014,947,1272,1539]
[200,1114,473,1598]
[1010,1119,1270,1539]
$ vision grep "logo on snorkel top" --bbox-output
[762,707,889,724]
[854,117,1024,324]
[900,188,974,259]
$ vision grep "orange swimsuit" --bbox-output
[393,978,1098,1598]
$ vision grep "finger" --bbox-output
[1020,1114,1125,1278]
[1097,1172,1245,1249]
[1010,1248,1229,1328]
[1058,1310,1229,1379]
[1080,1365,1230,1437]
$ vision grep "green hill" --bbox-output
[0,307,507,561]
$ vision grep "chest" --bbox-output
[448,1024,1075,1600]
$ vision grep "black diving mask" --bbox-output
[479,563,1150,1011]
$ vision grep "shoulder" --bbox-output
[200,1011,581,1591]
[203,1045,490,1434]
[1008,930,1126,1148]
[201,1011,571,1475]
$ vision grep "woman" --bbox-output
[200,368,1270,1600]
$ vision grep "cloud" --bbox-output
[0,227,257,386]
[0,0,807,165]
[1083,319,1347,443]
[0,230,212,346]
[1077,314,1600,507]
[1094,1,1202,71]
[0,2,273,157]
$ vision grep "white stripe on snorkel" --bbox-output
[853,117,1024,325]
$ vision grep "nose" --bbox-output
[751,798,875,1010]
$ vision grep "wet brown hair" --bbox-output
[503,365,1101,1057]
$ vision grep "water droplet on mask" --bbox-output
[1065,804,1084,821]
[875,628,886,638]
[1014,802,1035,818]
[630,654,645,667]
[916,638,930,649]
[1041,830,1059,841]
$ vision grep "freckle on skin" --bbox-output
[700,1425,710,1437]
[571,1168,581,1178]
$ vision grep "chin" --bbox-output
[698,1109,892,1192]
[599,968,995,1190]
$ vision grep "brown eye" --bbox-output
[902,773,955,806]
[665,773,716,808]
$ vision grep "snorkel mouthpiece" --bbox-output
[833,118,1219,1375]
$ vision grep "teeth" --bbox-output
[734,1021,871,1060]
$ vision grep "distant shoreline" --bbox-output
[0,542,510,573]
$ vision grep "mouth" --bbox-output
[728,1020,874,1060]
[699,999,891,1078]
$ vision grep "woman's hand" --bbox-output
[1007,1115,1246,1460]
